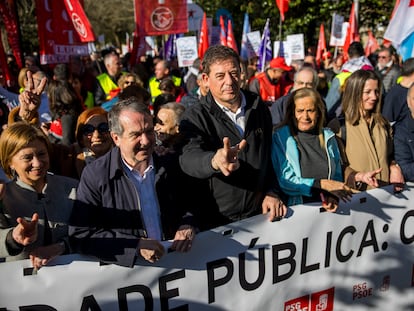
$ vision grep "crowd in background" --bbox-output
[0,41,413,268]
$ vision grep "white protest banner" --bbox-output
[0,185,413,310]
[273,41,291,65]
[176,36,198,67]
[330,13,346,46]
[246,31,261,57]
[287,33,305,60]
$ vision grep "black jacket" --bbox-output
[179,90,279,230]
[394,115,414,181]
[69,147,191,267]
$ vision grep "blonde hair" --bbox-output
[117,72,144,89]
[0,122,51,178]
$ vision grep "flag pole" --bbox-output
[278,13,283,57]
[279,13,283,42]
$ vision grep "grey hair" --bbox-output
[108,97,151,135]
[294,66,319,88]
[157,102,186,125]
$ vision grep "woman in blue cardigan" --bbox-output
[271,88,350,211]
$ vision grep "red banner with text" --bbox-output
[35,0,94,64]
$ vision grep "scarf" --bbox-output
[345,117,391,188]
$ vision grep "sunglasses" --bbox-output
[82,122,109,136]
[124,80,135,86]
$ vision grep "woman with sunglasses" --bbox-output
[51,107,113,179]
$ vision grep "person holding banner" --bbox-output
[69,98,196,267]
[393,83,414,181]
[0,123,78,269]
[271,88,351,211]
[179,45,286,231]
[333,69,405,192]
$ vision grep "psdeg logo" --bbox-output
[151,7,174,31]
[71,12,87,38]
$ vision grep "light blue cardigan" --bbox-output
[271,125,343,206]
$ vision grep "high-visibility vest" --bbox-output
[149,75,182,102]
[97,72,125,101]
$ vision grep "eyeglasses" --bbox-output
[378,55,389,59]
[82,122,109,136]
[124,80,135,86]
[295,81,314,87]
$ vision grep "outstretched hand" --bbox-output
[355,168,382,188]
[12,213,39,246]
[211,137,247,176]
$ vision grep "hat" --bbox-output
[322,51,332,60]
[269,57,292,71]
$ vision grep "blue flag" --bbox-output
[240,13,251,61]
[163,34,183,61]
[400,31,414,62]
[278,41,284,58]
[257,18,272,72]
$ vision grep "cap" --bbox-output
[269,57,292,71]
[322,51,332,60]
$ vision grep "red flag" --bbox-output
[276,0,289,21]
[35,0,91,64]
[226,19,238,54]
[342,3,359,61]
[220,15,227,46]
[135,0,188,36]
[0,30,11,84]
[198,13,209,60]
[348,2,359,43]
[129,32,149,67]
[63,0,96,42]
[0,1,23,68]
[316,24,326,67]
[364,30,379,56]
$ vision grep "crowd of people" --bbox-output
[0,41,412,269]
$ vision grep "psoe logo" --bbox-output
[284,287,335,311]
[151,7,174,31]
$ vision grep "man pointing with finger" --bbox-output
[179,45,286,231]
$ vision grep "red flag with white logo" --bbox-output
[35,0,91,64]
[63,0,96,42]
[135,0,188,36]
